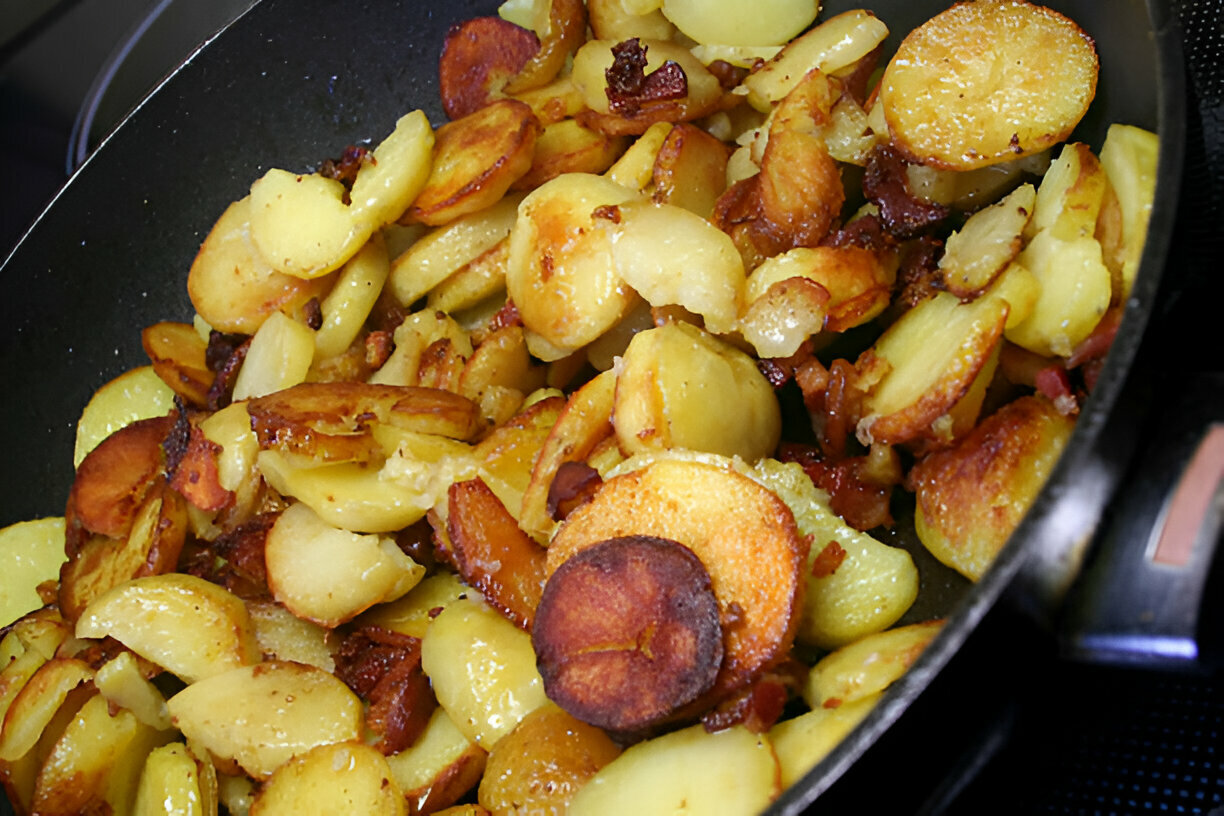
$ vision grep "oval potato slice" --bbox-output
[879,0,1098,170]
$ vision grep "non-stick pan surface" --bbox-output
[0,0,1184,811]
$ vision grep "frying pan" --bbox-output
[0,0,1186,811]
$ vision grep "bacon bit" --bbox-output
[318,144,370,190]
[592,204,622,223]
[706,59,749,91]
[823,697,843,709]
[205,330,249,372]
[169,426,234,513]
[364,330,395,369]
[1035,365,1079,416]
[794,355,831,414]
[392,518,438,572]
[811,540,848,578]
[822,212,894,252]
[1067,305,1122,370]
[819,359,865,460]
[756,340,817,388]
[303,297,324,331]
[863,145,949,239]
[211,513,278,595]
[605,38,688,117]
[779,442,896,531]
[700,660,804,733]
[547,460,604,522]
[894,235,945,308]
[162,398,192,477]
[335,627,437,754]
[206,336,250,411]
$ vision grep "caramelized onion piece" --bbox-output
[532,535,723,734]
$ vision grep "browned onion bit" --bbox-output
[605,38,688,116]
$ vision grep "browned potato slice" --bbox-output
[879,0,1098,170]
[650,123,731,219]
[513,119,630,191]
[474,395,565,521]
[187,196,332,335]
[446,478,549,631]
[66,414,173,541]
[438,16,540,120]
[408,100,541,227]
[59,480,187,623]
[141,321,213,408]
[458,325,547,424]
[0,658,94,763]
[911,395,1074,581]
[519,369,617,542]
[939,183,1036,297]
[856,291,1009,446]
[427,238,511,315]
[478,703,621,816]
[502,0,588,95]
[547,459,806,709]
[533,535,723,733]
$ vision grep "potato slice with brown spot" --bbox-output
[250,741,405,816]
[911,395,1074,581]
[548,459,806,708]
[533,535,723,733]
[67,414,173,541]
[503,0,588,96]
[141,321,213,408]
[438,16,540,120]
[650,122,730,219]
[879,0,1098,170]
[408,100,541,227]
[939,182,1036,297]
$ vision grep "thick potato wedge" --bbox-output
[167,660,363,780]
[879,0,1098,170]
[548,458,807,708]
[75,573,260,684]
[911,395,1074,581]
[408,100,541,227]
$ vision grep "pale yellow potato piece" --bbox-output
[752,459,918,650]
[199,401,262,525]
[32,690,171,816]
[75,573,260,684]
[1098,124,1158,297]
[769,693,879,789]
[73,366,176,468]
[384,706,487,815]
[420,597,550,749]
[0,518,66,628]
[265,502,425,628]
[568,723,779,815]
[356,572,469,640]
[613,322,781,462]
[989,261,1041,331]
[218,774,257,816]
[804,619,945,710]
[856,291,1009,446]
[1029,142,1107,241]
[133,743,206,816]
[661,0,818,45]
[737,276,831,360]
[187,196,333,335]
[506,173,640,359]
[605,122,672,190]
[610,201,745,334]
[426,238,511,315]
[167,660,363,780]
[0,658,93,762]
[251,741,405,816]
[231,311,315,401]
[246,600,336,673]
[313,234,390,360]
[588,0,674,40]
[348,109,435,229]
[1005,230,1111,358]
[880,0,1098,169]
[743,9,890,111]
[939,183,1036,297]
[95,651,171,731]
[389,194,520,308]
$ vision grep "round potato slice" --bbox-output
[547,459,806,708]
[879,0,1098,170]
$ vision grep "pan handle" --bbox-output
[1059,372,1224,669]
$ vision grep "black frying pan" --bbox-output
[0,0,1185,811]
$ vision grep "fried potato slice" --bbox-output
[66,414,173,541]
[649,122,731,219]
[505,173,640,358]
[0,658,94,763]
[855,291,1009,446]
[879,0,1098,170]
[533,535,723,733]
[439,16,540,120]
[141,321,213,408]
[660,0,818,46]
[73,365,177,469]
[939,183,1036,298]
[737,276,830,360]
[167,660,363,780]
[547,459,806,708]
[502,0,588,95]
[132,742,209,816]
[803,619,944,710]
[768,694,877,790]
[587,0,675,41]
[251,741,405,816]
[0,519,66,629]
[513,119,630,191]
[384,707,487,815]
[229,311,315,401]
[408,100,541,227]
[1098,124,1158,298]
[187,196,333,335]
[911,395,1074,581]
[1004,229,1111,358]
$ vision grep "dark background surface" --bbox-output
[0,1,1220,814]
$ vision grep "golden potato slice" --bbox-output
[567,723,779,816]
[95,651,171,731]
[742,9,890,111]
[502,0,588,96]
[187,196,333,335]
[613,322,781,462]
[473,394,564,521]
[251,741,405,816]
[856,291,1009,446]
[650,122,730,219]
[1004,230,1111,358]
[737,276,830,360]
[265,503,424,628]
[313,235,390,361]
[229,311,315,401]
[384,707,487,814]
[911,395,1074,581]
[356,572,469,641]
[408,100,541,226]
[505,173,640,358]
[167,660,363,780]
[0,519,66,629]
[879,0,1098,170]
[141,321,213,407]
[246,601,336,673]
[1098,124,1158,298]
[513,118,630,191]
[347,110,435,230]
[132,742,209,816]
[1028,142,1107,241]
[427,238,511,315]
[605,121,672,190]
[458,325,546,422]
[509,76,586,126]
[478,703,621,816]
[438,16,540,120]
[587,0,675,41]
[75,574,260,684]
[768,694,878,790]
[660,0,818,46]
[547,459,806,708]
[73,365,177,469]
[67,414,174,542]
[804,619,944,710]
[0,658,93,763]
[939,182,1036,298]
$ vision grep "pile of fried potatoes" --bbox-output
[0,0,1158,813]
